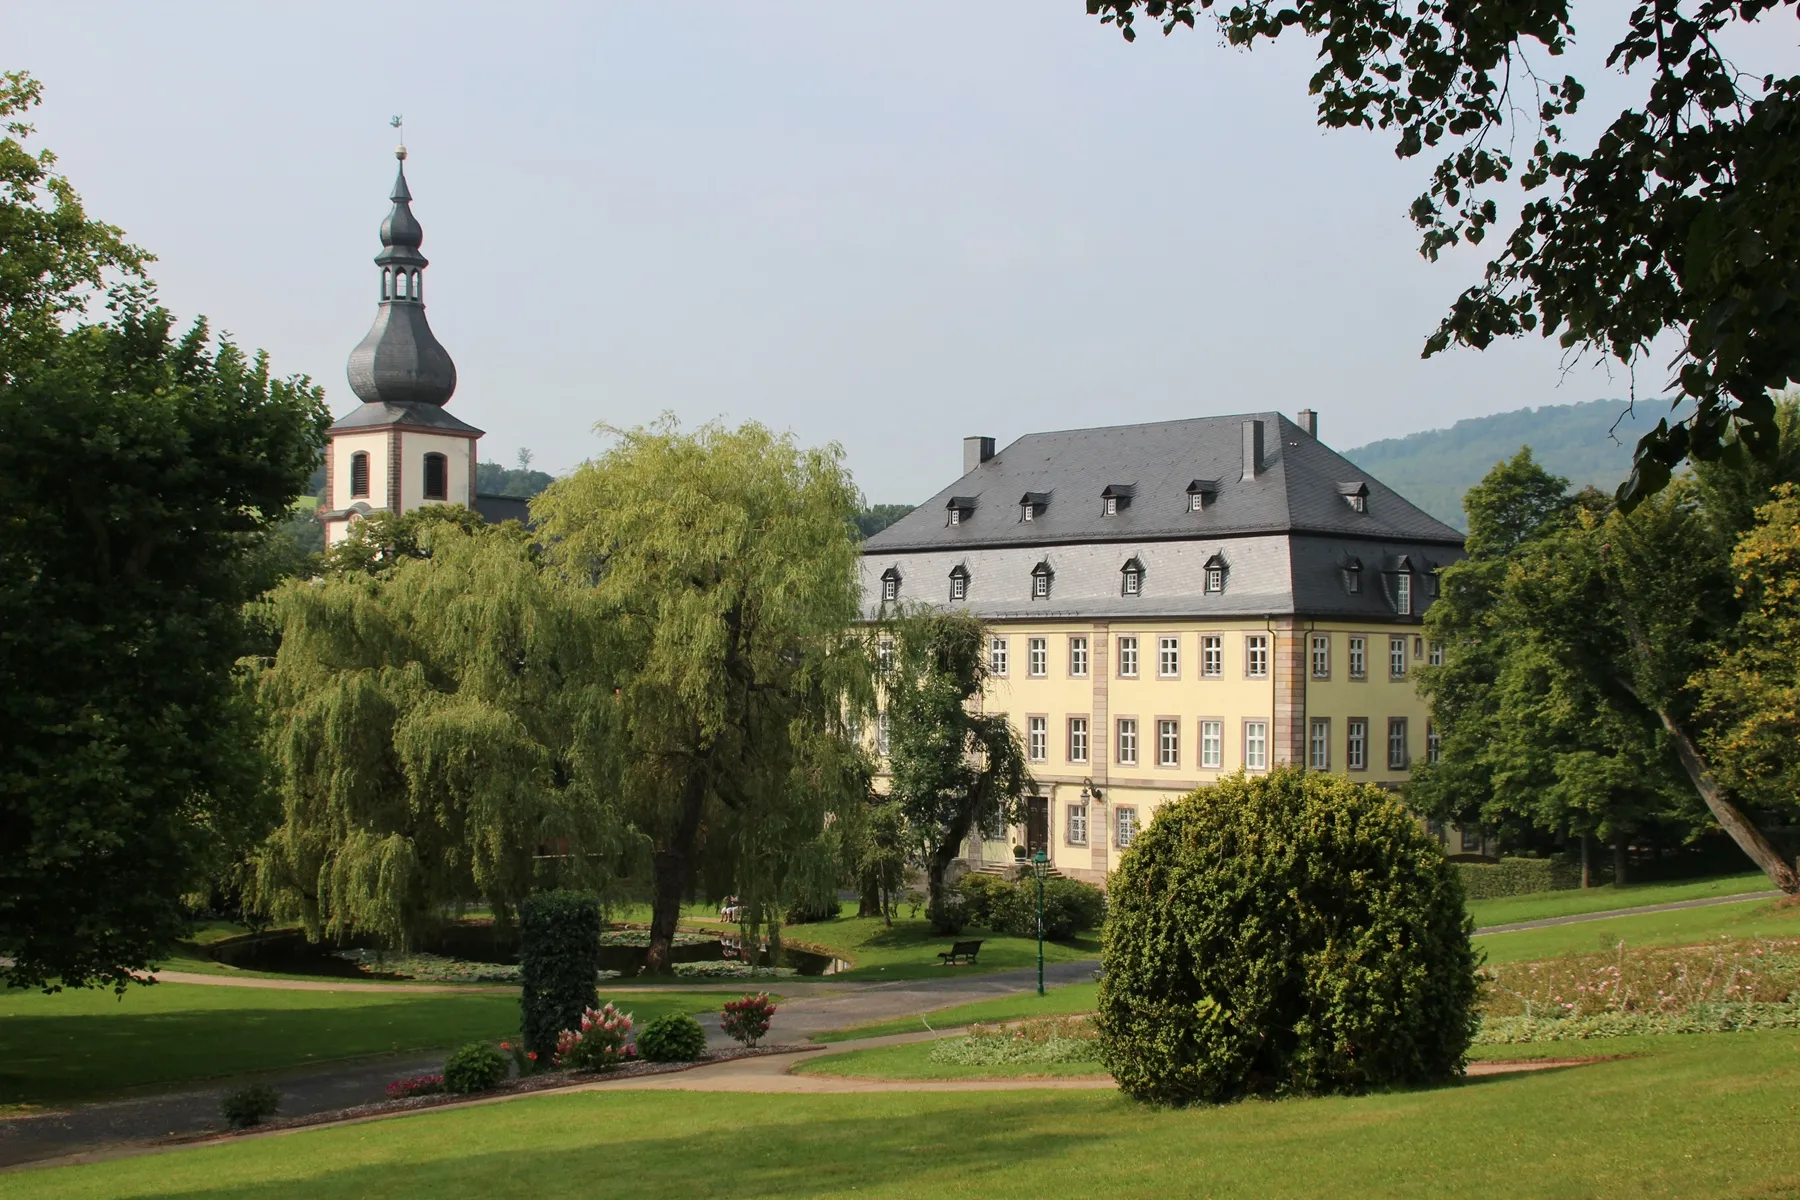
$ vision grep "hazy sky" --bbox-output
[7,4,1794,501]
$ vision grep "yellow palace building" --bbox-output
[861,411,1465,886]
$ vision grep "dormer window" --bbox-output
[945,495,977,526]
[1342,555,1363,595]
[1100,484,1134,516]
[1203,552,1228,594]
[1396,572,1412,615]
[1103,496,1117,517]
[1426,567,1441,598]
[880,567,902,603]
[1338,481,1369,513]
[1019,491,1050,523]
[1031,560,1054,600]
[1120,556,1144,597]
[1186,479,1218,513]
[949,564,970,602]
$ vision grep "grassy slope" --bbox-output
[24,1031,1800,1199]
[689,914,1102,982]
[1466,873,1772,928]
[813,982,1101,1043]
[1472,895,1800,965]
[0,984,717,1108]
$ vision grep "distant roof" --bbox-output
[327,400,484,436]
[864,412,1462,553]
[473,493,532,526]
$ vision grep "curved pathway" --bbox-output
[1473,891,1778,936]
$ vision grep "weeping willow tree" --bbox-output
[251,508,623,946]
[534,418,871,973]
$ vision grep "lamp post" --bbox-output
[1031,850,1049,996]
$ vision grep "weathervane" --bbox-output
[391,114,406,161]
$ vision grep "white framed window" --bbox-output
[1347,493,1366,513]
[1115,806,1138,848]
[1067,802,1088,845]
[1029,637,1048,677]
[877,635,895,674]
[1103,495,1118,516]
[1022,502,1035,522]
[1245,635,1269,679]
[949,570,967,601]
[1118,636,1139,678]
[876,714,890,757]
[1158,719,1180,768]
[1346,567,1362,594]
[1347,718,1368,771]
[1426,720,1442,764]
[1396,573,1412,616]
[1200,719,1222,769]
[1201,635,1222,678]
[989,636,1009,676]
[1116,718,1138,765]
[1068,717,1089,763]
[1389,636,1407,679]
[1069,637,1088,677]
[1310,634,1330,679]
[1191,492,1206,512]
[880,573,900,602]
[1244,721,1268,771]
[1122,566,1142,596]
[1158,635,1180,678]
[1309,717,1330,769]
[1349,636,1367,680]
[1033,571,1051,599]
[1205,566,1224,594]
[947,508,960,526]
[1429,640,1444,667]
[1028,716,1047,763]
[1388,717,1409,770]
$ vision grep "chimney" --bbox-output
[963,436,996,475]
[1241,419,1265,482]
[1297,409,1318,438]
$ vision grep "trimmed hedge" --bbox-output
[1455,857,1582,899]
[954,873,1105,941]
[520,890,603,1059]
[443,1042,508,1094]
[1098,767,1478,1106]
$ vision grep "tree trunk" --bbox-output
[1658,708,1800,894]
[1613,837,1629,887]
[925,833,964,932]
[857,876,882,919]
[645,774,710,974]
[1581,834,1592,889]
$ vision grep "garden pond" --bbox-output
[205,923,847,982]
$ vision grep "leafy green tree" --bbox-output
[879,609,1032,931]
[0,293,326,989]
[853,504,913,540]
[533,419,870,972]
[1090,1,1800,504]
[846,796,911,923]
[1695,484,1800,821]
[250,509,621,945]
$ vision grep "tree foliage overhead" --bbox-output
[1090,0,1799,506]
[533,418,871,971]
[251,509,620,947]
[878,608,1032,932]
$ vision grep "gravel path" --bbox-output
[1473,891,1779,935]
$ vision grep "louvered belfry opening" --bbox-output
[350,451,371,498]
[423,452,448,500]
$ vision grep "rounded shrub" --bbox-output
[1097,767,1478,1106]
[637,1013,708,1062]
[219,1084,280,1129]
[442,1041,509,1094]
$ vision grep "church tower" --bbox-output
[319,141,483,546]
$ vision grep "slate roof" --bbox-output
[327,400,484,436]
[864,413,1463,552]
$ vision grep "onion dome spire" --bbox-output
[345,140,458,407]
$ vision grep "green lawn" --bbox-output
[1467,872,1772,928]
[21,1030,1800,1198]
[813,981,1100,1043]
[795,1038,1108,1081]
[1472,895,1800,965]
[0,983,717,1108]
[701,914,1100,982]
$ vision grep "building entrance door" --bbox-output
[1026,797,1049,858]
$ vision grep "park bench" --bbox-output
[937,939,983,966]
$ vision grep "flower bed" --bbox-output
[929,1017,1103,1066]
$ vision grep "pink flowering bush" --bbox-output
[386,1073,446,1099]
[720,993,777,1047]
[553,1003,638,1071]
